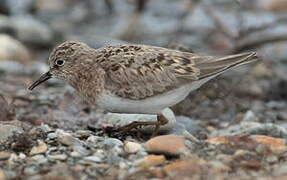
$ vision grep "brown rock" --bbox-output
[163,158,207,178]
[145,135,188,156]
[0,34,30,63]
[135,155,166,168]
[30,140,48,155]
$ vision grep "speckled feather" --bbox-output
[45,41,258,103]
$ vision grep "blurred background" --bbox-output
[0,0,287,132]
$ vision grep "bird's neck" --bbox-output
[68,65,106,104]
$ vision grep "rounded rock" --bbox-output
[124,141,142,154]
[145,135,189,156]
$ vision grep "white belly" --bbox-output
[96,76,215,114]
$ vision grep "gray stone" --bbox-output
[23,165,39,175]
[242,110,259,122]
[47,154,67,161]
[102,138,123,148]
[31,155,48,164]
[83,156,103,163]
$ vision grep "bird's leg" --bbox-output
[151,114,168,137]
[119,114,168,137]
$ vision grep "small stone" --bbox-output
[75,130,92,138]
[145,135,188,156]
[58,135,81,146]
[31,154,48,164]
[47,132,57,140]
[86,135,100,144]
[48,154,67,161]
[24,165,39,175]
[208,160,231,172]
[135,155,166,168]
[163,158,207,177]
[102,138,123,148]
[266,155,279,163]
[124,141,142,154]
[102,138,123,154]
[242,110,258,122]
[29,140,48,155]
[83,156,102,163]
[36,124,53,133]
[0,151,12,160]
[70,146,90,157]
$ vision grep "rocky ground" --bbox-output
[0,0,287,179]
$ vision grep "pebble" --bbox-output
[48,154,67,161]
[242,110,259,122]
[124,141,142,154]
[208,160,231,172]
[83,156,103,163]
[47,132,57,140]
[145,135,188,156]
[266,155,279,163]
[102,138,123,155]
[29,140,48,155]
[24,165,39,175]
[163,158,207,177]
[75,130,92,138]
[135,155,166,168]
[70,146,90,157]
[57,135,81,146]
[31,154,48,164]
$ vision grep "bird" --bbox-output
[28,41,259,136]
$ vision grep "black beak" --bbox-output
[28,71,52,90]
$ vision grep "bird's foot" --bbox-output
[119,114,168,137]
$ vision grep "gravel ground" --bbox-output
[0,0,287,179]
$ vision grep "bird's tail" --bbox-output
[194,52,260,79]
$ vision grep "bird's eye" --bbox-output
[55,59,65,66]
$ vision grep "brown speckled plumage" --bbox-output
[29,41,259,135]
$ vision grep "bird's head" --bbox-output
[28,41,95,90]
